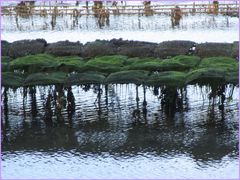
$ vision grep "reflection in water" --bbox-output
[1,84,238,178]
[2,84,238,178]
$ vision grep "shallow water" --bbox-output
[1,12,238,43]
[1,84,239,179]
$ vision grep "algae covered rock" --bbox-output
[199,57,237,71]
[147,71,187,87]
[195,43,233,58]
[106,70,149,84]
[24,72,67,86]
[126,55,200,72]
[85,55,128,73]
[154,40,195,58]
[2,72,25,87]
[67,72,106,85]
[45,41,83,56]
[10,54,58,73]
[8,39,47,58]
[55,56,86,72]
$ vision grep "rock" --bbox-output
[154,40,195,58]
[82,40,116,58]
[45,41,83,56]
[1,40,11,56]
[231,41,239,60]
[195,42,233,58]
[8,39,47,58]
[110,39,157,57]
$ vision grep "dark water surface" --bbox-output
[1,84,239,179]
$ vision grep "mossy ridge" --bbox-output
[24,72,67,86]
[2,72,25,87]
[84,55,128,73]
[9,54,86,73]
[147,71,187,87]
[1,56,13,72]
[55,56,86,72]
[199,57,237,71]
[106,70,149,84]
[67,72,106,85]
[10,54,58,73]
[186,68,231,84]
[125,55,200,72]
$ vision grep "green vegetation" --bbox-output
[199,57,237,71]
[148,71,187,87]
[67,72,106,85]
[85,55,128,73]
[2,72,25,87]
[106,70,149,84]
[24,72,67,86]
[1,54,238,87]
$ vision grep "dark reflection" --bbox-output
[1,84,238,164]
[44,90,53,127]
[29,86,37,117]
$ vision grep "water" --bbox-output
[1,2,239,178]
[1,84,239,179]
[1,11,238,43]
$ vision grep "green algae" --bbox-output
[10,54,58,73]
[24,72,67,86]
[67,72,106,85]
[199,57,237,71]
[147,71,187,87]
[2,72,25,87]
[1,56,12,72]
[2,54,238,87]
[84,55,128,73]
[125,55,200,72]
[55,56,86,72]
[106,70,149,84]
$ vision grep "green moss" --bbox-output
[147,71,187,87]
[125,55,200,72]
[24,72,67,86]
[160,55,200,71]
[1,56,13,72]
[2,72,25,87]
[186,68,227,84]
[106,70,149,84]
[55,56,86,72]
[199,57,237,71]
[84,55,128,73]
[125,57,163,71]
[10,54,58,73]
[67,72,106,85]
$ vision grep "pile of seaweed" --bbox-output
[1,39,238,88]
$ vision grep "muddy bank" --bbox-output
[2,39,239,59]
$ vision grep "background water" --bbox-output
[1,84,239,179]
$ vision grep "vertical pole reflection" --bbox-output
[132,85,141,122]
[67,86,75,122]
[44,90,53,127]
[29,86,37,118]
[142,85,147,122]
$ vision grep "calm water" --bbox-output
[1,2,239,178]
[1,84,239,179]
[1,12,238,43]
